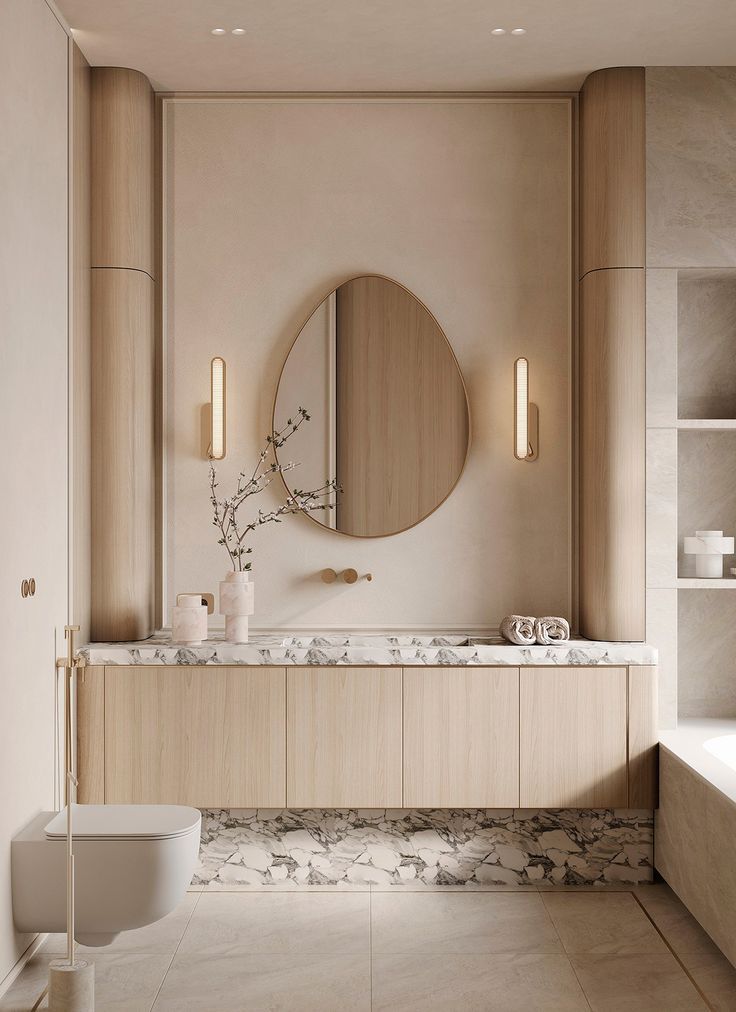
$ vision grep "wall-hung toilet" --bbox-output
[12,805,201,946]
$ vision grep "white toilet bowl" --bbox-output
[12,805,201,946]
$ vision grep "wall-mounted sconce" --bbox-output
[209,356,227,459]
[514,357,538,461]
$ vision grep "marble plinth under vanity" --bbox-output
[76,634,658,889]
[79,633,657,667]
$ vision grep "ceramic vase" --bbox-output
[172,593,208,645]
[220,570,255,643]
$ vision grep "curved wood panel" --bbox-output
[91,68,154,276]
[580,68,645,277]
[579,269,645,640]
[91,269,155,640]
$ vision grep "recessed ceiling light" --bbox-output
[211,27,226,35]
[231,27,246,35]
[491,27,506,35]
[511,27,527,35]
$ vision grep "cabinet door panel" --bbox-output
[404,667,519,807]
[520,667,627,807]
[78,665,105,804]
[105,666,285,806]
[286,667,402,807]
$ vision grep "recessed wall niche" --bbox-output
[677,429,736,578]
[678,270,736,420]
[679,589,736,717]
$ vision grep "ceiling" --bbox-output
[59,0,736,93]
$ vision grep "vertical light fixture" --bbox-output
[514,357,538,461]
[209,356,227,459]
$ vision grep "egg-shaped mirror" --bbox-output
[274,275,470,538]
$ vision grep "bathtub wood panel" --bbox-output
[104,666,286,806]
[403,667,519,808]
[656,747,736,967]
[628,665,658,807]
[286,667,402,807]
[520,667,628,807]
[77,665,105,805]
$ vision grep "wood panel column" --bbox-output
[90,68,155,640]
[579,68,646,641]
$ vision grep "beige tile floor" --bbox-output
[1,883,735,1010]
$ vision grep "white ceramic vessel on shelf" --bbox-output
[220,570,255,643]
[683,530,735,578]
[172,593,208,645]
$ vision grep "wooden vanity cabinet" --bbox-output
[103,666,286,807]
[286,667,402,807]
[77,662,656,810]
[520,666,628,807]
[403,667,520,807]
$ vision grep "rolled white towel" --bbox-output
[500,615,537,645]
[534,616,570,645]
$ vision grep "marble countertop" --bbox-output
[79,633,658,667]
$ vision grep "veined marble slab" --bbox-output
[80,633,657,667]
[195,807,653,888]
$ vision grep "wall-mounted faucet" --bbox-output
[320,568,373,584]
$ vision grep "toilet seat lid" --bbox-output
[44,805,201,841]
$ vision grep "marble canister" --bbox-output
[172,594,208,645]
[683,530,735,578]
[220,571,255,643]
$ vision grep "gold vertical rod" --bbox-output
[57,625,81,966]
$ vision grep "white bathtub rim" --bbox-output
[660,718,736,808]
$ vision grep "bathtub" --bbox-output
[704,731,736,771]
[656,719,736,968]
[660,718,736,803]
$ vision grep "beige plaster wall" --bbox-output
[0,0,69,985]
[164,98,572,632]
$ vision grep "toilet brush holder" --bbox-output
[48,958,94,1012]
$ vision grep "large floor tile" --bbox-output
[372,953,588,1011]
[635,884,721,956]
[571,954,707,1011]
[205,880,370,892]
[679,952,736,1012]
[0,952,171,1012]
[42,890,201,955]
[542,891,669,955]
[177,890,369,955]
[371,890,563,954]
[152,952,370,1011]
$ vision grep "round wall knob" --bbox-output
[320,568,338,584]
[21,579,29,599]
[342,568,358,584]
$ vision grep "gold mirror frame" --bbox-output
[272,273,471,539]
